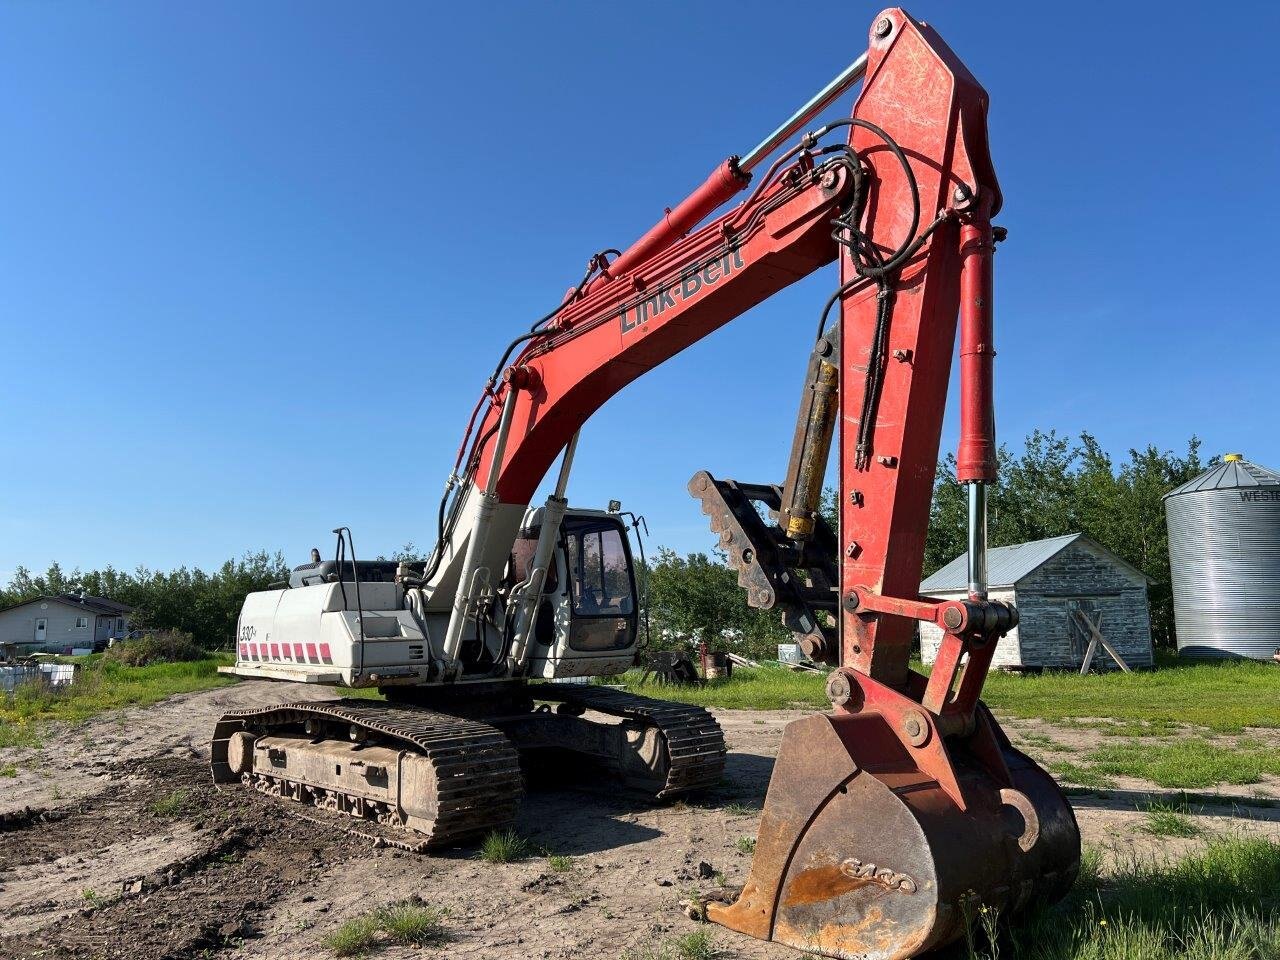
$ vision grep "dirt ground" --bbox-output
[2,683,1278,960]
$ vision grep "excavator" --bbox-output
[211,8,1080,958]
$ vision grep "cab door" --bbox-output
[561,515,638,652]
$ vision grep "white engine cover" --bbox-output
[226,582,430,687]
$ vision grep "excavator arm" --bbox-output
[423,9,1079,958]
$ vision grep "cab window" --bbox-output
[564,520,634,617]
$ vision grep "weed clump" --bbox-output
[622,927,721,960]
[479,828,531,863]
[149,788,188,817]
[323,901,446,956]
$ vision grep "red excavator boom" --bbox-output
[443,8,1078,958]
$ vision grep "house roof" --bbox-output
[1,594,133,616]
[920,533,1151,593]
[1164,456,1280,498]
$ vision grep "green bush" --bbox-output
[104,630,205,666]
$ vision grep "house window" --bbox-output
[116,618,124,631]
[75,617,88,628]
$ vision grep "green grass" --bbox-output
[0,764,16,778]
[622,928,720,960]
[547,854,573,873]
[1085,738,1280,790]
[325,914,382,957]
[612,657,1279,732]
[376,904,446,947]
[323,902,447,956]
[0,654,237,747]
[337,685,385,700]
[1049,760,1117,790]
[672,930,719,960]
[1097,719,1183,738]
[613,665,827,710]
[1143,801,1202,838]
[981,657,1280,733]
[992,836,1280,960]
[1019,732,1077,752]
[478,828,531,863]
[735,835,756,854]
[613,659,1280,793]
[149,788,189,817]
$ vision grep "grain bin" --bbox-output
[1164,453,1280,659]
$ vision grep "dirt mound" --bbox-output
[0,752,365,960]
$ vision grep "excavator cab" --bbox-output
[510,508,640,676]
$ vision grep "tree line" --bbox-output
[2,431,1206,657]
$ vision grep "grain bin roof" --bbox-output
[1164,456,1280,498]
[920,533,1151,593]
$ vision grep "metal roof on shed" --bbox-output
[1164,457,1280,498]
[920,532,1150,593]
[921,533,1081,592]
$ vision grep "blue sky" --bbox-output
[2,1,1278,581]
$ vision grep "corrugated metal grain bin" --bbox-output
[1164,454,1280,660]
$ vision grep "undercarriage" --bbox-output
[211,683,726,846]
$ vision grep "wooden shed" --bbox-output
[918,533,1153,671]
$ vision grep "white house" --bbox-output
[0,594,133,656]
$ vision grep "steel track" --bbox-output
[211,686,725,845]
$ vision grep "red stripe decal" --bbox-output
[293,643,304,661]
[305,643,318,662]
[319,643,332,664]
[270,643,280,659]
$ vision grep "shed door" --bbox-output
[1065,599,1099,665]
[34,618,47,645]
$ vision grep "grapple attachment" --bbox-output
[708,706,1079,959]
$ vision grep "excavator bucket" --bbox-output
[708,709,1080,959]
[692,469,1081,957]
